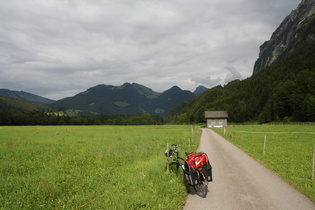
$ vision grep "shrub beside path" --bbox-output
[184,128,315,210]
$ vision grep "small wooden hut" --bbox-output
[205,111,228,127]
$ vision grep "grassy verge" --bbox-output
[212,124,315,203]
[0,125,201,209]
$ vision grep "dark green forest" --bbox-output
[169,40,315,124]
[0,109,164,125]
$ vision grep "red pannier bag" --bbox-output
[186,152,209,169]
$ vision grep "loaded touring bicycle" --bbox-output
[165,144,213,197]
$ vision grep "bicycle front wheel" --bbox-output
[165,162,181,174]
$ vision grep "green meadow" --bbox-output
[0,125,200,209]
[2,124,314,209]
[212,124,315,203]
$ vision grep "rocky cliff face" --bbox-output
[253,0,315,75]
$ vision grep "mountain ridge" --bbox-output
[0,84,207,115]
[54,83,197,115]
[0,89,55,104]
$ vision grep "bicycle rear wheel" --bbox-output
[194,181,208,198]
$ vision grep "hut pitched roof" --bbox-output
[205,111,228,119]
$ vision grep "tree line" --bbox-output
[0,110,164,126]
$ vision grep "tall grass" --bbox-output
[212,124,315,203]
[0,125,200,209]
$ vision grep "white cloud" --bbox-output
[0,0,302,99]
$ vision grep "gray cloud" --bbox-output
[0,0,301,99]
[224,66,243,84]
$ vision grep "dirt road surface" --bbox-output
[184,128,315,210]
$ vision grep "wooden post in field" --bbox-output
[224,127,226,135]
[191,125,194,142]
[263,135,267,155]
[312,147,314,180]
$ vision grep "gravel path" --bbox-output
[184,128,315,210]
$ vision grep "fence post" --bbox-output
[312,147,314,180]
[191,126,194,142]
[263,135,267,155]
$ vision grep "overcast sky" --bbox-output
[0,0,301,100]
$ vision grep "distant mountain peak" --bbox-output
[193,85,208,95]
[129,82,161,99]
[168,86,182,91]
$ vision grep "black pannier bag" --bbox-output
[183,161,199,186]
[184,168,199,186]
[201,163,213,182]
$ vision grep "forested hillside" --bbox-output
[0,95,39,111]
[0,89,55,104]
[169,40,315,124]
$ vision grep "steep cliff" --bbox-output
[253,0,315,75]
